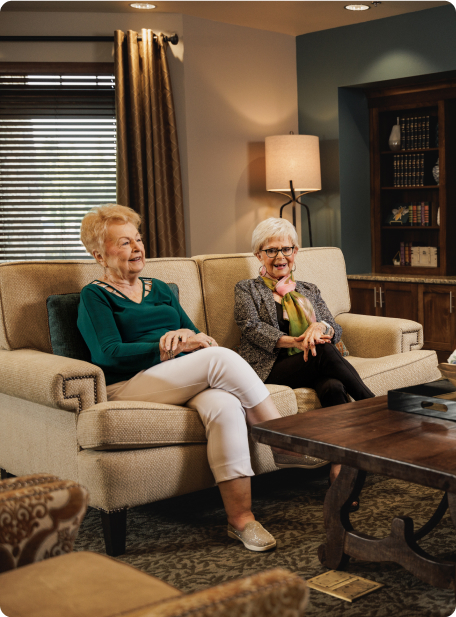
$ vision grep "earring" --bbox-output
[292,264,297,272]
[259,265,267,276]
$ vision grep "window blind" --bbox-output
[0,73,116,261]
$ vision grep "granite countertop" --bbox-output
[347,274,456,285]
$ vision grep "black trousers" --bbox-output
[265,343,374,408]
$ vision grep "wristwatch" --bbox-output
[320,320,332,336]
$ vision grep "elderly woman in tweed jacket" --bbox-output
[235,218,374,490]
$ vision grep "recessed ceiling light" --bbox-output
[344,4,370,10]
[130,3,156,9]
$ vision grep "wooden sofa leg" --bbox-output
[101,509,127,557]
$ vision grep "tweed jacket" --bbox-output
[234,277,343,382]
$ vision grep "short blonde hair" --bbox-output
[80,203,141,255]
[251,218,299,255]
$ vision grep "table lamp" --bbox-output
[265,134,321,246]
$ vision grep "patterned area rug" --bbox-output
[74,467,456,616]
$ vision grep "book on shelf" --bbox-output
[391,153,426,186]
[400,117,405,149]
[399,115,431,151]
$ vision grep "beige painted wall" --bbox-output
[0,10,298,256]
[181,16,298,255]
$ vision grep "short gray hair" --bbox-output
[251,218,299,255]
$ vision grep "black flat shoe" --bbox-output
[328,478,360,513]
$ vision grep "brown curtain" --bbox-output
[114,30,185,257]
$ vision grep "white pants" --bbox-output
[106,347,270,483]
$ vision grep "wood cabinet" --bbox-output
[348,278,456,362]
[348,280,418,321]
[419,285,456,354]
[366,77,456,276]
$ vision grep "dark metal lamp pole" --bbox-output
[279,180,313,247]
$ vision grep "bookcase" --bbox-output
[367,77,456,276]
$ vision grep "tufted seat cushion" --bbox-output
[347,350,440,396]
[77,384,297,450]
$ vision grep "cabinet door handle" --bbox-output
[373,287,377,308]
[451,291,454,314]
[379,287,384,308]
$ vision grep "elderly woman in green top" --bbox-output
[77,203,310,553]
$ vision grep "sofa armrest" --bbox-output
[0,474,89,572]
[130,568,309,617]
[336,313,423,358]
[0,349,106,412]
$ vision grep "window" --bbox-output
[0,67,116,261]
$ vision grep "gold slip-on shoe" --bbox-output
[273,451,329,469]
[227,521,276,552]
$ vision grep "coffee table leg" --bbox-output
[318,464,366,570]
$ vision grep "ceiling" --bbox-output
[1,1,451,37]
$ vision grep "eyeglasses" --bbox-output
[261,246,295,258]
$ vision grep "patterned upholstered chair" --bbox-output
[0,476,309,617]
[0,473,88,572]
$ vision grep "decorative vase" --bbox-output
[432,158,439,184]
[388,117,401,151]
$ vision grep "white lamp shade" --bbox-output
[265,135,321,193]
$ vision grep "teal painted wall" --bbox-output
[296,4,456,273]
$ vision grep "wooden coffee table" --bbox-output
[251,395,456,592]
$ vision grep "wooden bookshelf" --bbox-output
[366,78,456,276]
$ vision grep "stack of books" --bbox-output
[400,116,430,150]
[408,202,431,226]
[393,154,425,186]
[399,243,438,267]
[400,242,413,266]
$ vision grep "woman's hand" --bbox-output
[159,330,218,361]
[294,323,332,362]
[160,329,195,352]
[182,332,218,352]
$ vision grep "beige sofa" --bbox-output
[0,248,440,555]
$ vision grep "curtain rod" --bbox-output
[0,34,179,45]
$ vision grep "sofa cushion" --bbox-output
[46,284,180,363]
[0,551,181,617]
[77,384,297,450]
[347,349,440,396]
[47,293,92,362]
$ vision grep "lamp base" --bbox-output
[279,198,312,247]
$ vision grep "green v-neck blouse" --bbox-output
[77,277,200,386]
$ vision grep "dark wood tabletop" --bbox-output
[251,395,456,493]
